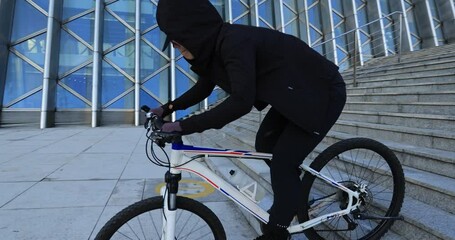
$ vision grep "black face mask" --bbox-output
[156,0,223,71]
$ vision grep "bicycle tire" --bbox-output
[299,138,405,240]
[95,196,227,240]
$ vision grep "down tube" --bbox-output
[176,160,270,223]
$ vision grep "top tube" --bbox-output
[172,143,273,160]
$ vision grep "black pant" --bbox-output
[255,76,346,227]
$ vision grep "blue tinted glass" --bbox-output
[9,91,42,108]
[32,0,49,12]
[283,5,295,25]
[208,88,227,106]
[101,62,134,105]
[141,41,168,80]
[66,13,96,46]
[333,13,343,26]
[380,0,390,14]
[285,21,299,38]
[310,27,321,43]
[56,85,90,108]
[331,0,343,13]
[105,41,135,77]
[176,58,198,79]
[60,64,93,100]
[234,15,250,25]
[108,0,136,27]
[12,33,46,68]
[62,0,95,20]
[107,91,134,109]
[59,30,93,76]
[142,71,169,103]
[143,27,169,54]
[11,0,47,42]
[140,0,157,31]
[3,54,43,106]
[175,69,198,119]
[232,0,248,19]
[308,6,321,27]
[140,89,161,108]
[307,0,318,6]
[259,0,275,28]
[103,11,134,50]
[284,0,297,10]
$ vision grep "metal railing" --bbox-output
[313,11,405,87]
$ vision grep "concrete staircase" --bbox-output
[183,44,455,239]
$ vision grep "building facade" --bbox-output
[0,0,454,128]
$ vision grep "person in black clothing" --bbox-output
[153,0,346,239]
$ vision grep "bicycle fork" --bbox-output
[161,171,182,240]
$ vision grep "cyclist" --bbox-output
[153,0,346,239]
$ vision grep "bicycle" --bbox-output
[95,105,405,240]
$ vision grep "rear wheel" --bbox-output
[299,138,405,239]
[95,196,226,240]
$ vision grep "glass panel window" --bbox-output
[31,0,49,12]
[60,65,93,101]
[232,0,249,20]
[3,54,43,106]
[59,30,93,76]
[140,89,161,108]
[107,0,136,27]
[105,41,136,77]
[56,85,90,108]
[142,71,169,104]
[101,62,134,106]
[259,0,275,28]
[12,33,47,68]
[66,13,96,46]
[11,0,47,42]
[141,41,168,80]
[175,69,198,119]
[103,11,134,50]
[9,91,42,108]
[62,0,95,20]
[106,91,134,109]
[140,0,158,31]
[143,27,169,54]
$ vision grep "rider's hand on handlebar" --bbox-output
[150,106,164,118]
[161,122,182,133]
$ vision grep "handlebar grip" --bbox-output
[141,105,150,113]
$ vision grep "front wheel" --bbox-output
[95,196,226,240]
[299,138,405,240]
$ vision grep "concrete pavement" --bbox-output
[0,126,257,240]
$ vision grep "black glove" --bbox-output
[161,122,182,133]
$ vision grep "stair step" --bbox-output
[344,102,455,115]
[324,131,455,178]
[187,125,455,240]
[339,110,455,131]
[347,91,455,103]
[333,120,455,152]
[347,81,455,94]
[343,53,455,77]
[220,121,455,213]
[346,70,455,87]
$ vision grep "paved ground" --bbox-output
[0,126,257,240]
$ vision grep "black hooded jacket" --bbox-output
[156,0,344,136]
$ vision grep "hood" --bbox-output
[156,0,224,70]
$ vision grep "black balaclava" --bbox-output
[156,0,224,72]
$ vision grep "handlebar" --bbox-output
[141,105,182,147]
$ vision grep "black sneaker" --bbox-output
[254,229,290,240]
[255,224,290,240]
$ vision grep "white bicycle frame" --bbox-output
[159,142,362,240]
